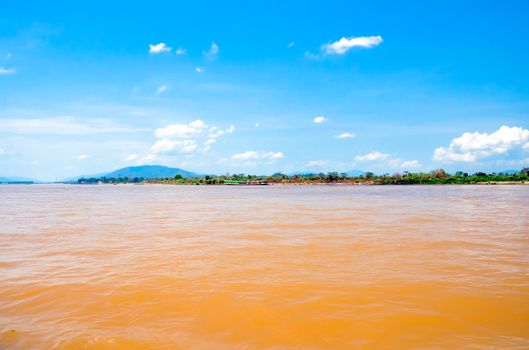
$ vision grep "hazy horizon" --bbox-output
[2,163,528,184]
[1,1,529,181]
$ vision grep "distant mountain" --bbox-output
[0,176,37,184]
[103,165,198,179]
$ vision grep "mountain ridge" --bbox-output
[95,165,198,179]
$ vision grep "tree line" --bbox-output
[77,176,144,184]
[128,168,529,185]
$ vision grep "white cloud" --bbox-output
[203,42,219,61]
[355,151,389,161]
[76,154,90,160]
[0,67,16,75]
[195,67,205,73]
[0,117,145,135]
[124,153,139,162]
[322,36,383,55]
[231,151,284,161]
[150,119,234,156]
[287,42,295,48]
[0,147,5,155]
[156,85,168,95]
[335,132,355,139]
[255,123,260,128]
[175,47,187,55]
[433,125,529,162]
[149,42,171,54]
[313,116,327,124]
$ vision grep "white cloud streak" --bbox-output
[335,132,355,139]
[322,36,383,55]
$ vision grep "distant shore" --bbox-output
[143,180,529,186]
[72,169,529,186]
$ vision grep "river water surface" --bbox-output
[1,184,528,349]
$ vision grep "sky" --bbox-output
[1,1,529,181]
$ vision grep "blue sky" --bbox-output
[1,1,529,180]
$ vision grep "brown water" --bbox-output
[1,184,528,349]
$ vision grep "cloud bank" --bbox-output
[150,119,234,156]
[434,125,529,162]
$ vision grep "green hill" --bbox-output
[104,165,198,179]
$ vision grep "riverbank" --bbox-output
[74,169,529,186]
[144,179,529,186]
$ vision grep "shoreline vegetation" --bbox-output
[76,168,529,186]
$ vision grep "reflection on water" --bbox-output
[1,184,528,349]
